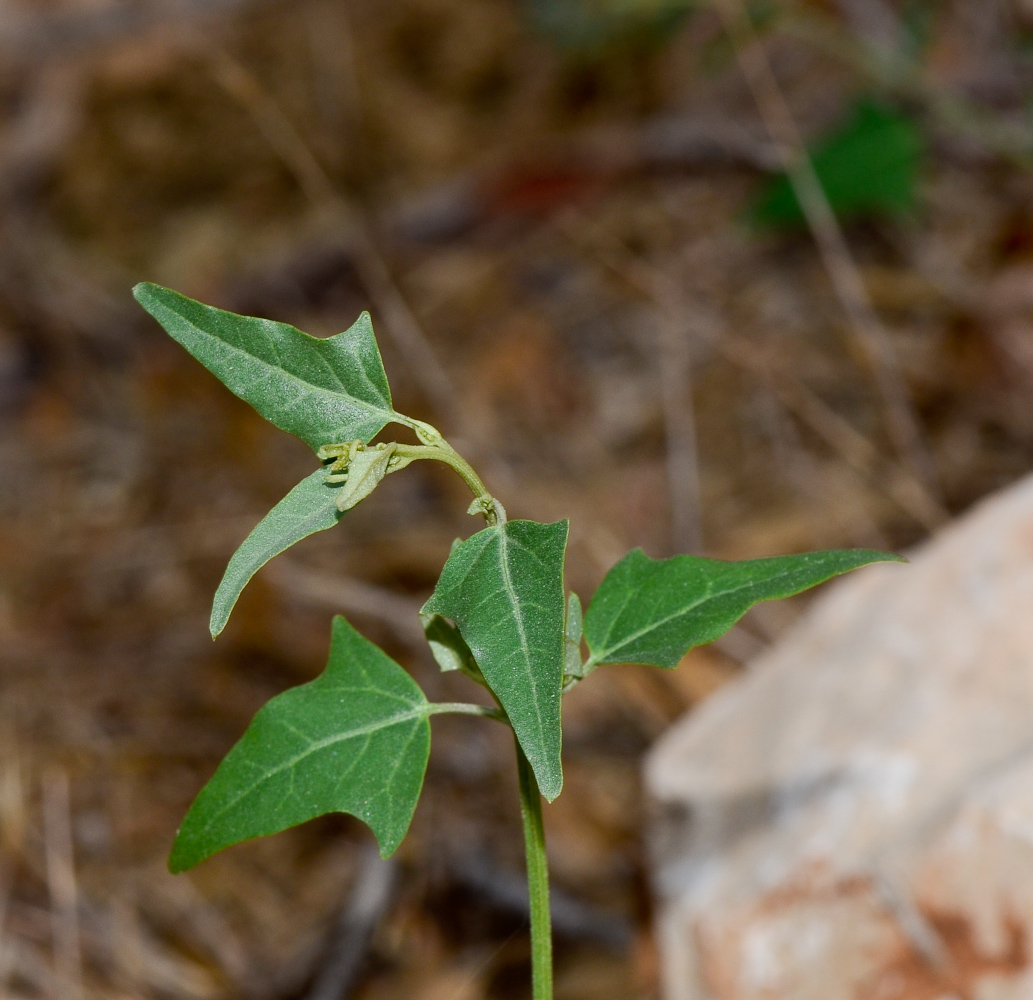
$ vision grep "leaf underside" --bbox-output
[564,592,584,679]
[422,519,568,801]
[211,467,345,637]
[133,283,397,452]
[169,616,430,873]
[420,612,481,679]
[585,548,901,669]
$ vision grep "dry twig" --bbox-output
[715,0,942,509]
[305,848,396,1000]
[205,47,461,429]
[266,561,426,655]
[43,768,84,1000]
[656,299,705,556]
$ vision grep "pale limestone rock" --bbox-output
[646,474,1033,1000]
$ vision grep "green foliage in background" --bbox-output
[136,284,901,1000]
[522,0,691,52]
[752,99,925,229]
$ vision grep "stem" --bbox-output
[515,739,553,1000]
[426,702,507,722]
[392,442,499,525]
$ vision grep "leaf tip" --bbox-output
[132,281,159,304]
[209,606,228,640]
[375,836,401,860]
[541,777,563,803]
[167,836,196,875]
[863,549,906,566]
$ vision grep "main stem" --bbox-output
[515,739,553,1000]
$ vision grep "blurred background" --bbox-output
[2,0,1033,997]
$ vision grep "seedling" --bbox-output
[134,283,899,999]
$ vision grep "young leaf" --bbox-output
[330,444,405,513]
[170,616,431,873]
[584,548,901,670]
[211,467,345,638]
[133,283,397,452]
[422,520,568,801]
[419,612,483,683]
[564,592,584,680]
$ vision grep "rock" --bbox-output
[645,474,1033,1000]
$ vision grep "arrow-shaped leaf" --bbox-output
[585,548,901,670]
[170,616,431,872]
[211,467,345,638]
[422,519,568,801]
[134,283,398,451]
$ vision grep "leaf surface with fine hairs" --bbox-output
[584,548,901,670]
[134,283,397,451]
[170,616,431,872]
[422,520,568,800]
[210,467,346,637]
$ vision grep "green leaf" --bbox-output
[419,612,483,683]
[133,283,397,452]
[327,443,415,514]
[211,467,345,638]
[422,520,568,801]
[170,616,431,872]
[584,548,901,670]
[752,99,924,229]
[564,592,584,680]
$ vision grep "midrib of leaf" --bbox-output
[591,586,639,666]
[591,571,799,667]
[185,313,394,424]
[497,529,547,744]
[193,700,429,832]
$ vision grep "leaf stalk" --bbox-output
[391,442,497,523]
[426,702,507,723]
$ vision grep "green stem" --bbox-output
[392,442,500,525]
[516,738,553,1000]
[426,702,507,722]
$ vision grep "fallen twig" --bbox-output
[452,852,632,952]
[43,768,83,1000]
[305,848,396,1000]
[266,561,426,655]
[716,0,942,509]
[205,46,461,428]
[0,0,280,66]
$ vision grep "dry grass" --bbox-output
[2,0,1033,996]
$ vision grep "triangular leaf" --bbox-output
[422,520,568,801]
[585,548,901,670]
[170,616,431,872]
[134,283,397,452]
[211,467,345,638]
